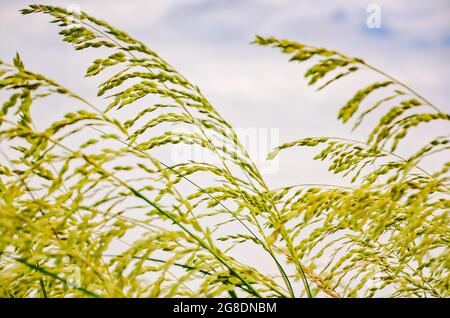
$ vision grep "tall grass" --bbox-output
[0,5,448,298]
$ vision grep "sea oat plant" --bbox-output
[0,5,448,298]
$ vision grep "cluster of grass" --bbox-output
[0,5,448,298]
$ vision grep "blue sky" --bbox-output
[1,0,449,188]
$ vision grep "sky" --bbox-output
[1,0,449,292]
[1,0,450,188]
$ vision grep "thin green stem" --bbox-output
[317,136,450,193]
[102,254,271,297]
[39,278,48,298]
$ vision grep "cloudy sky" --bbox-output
[1,0,449,188]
